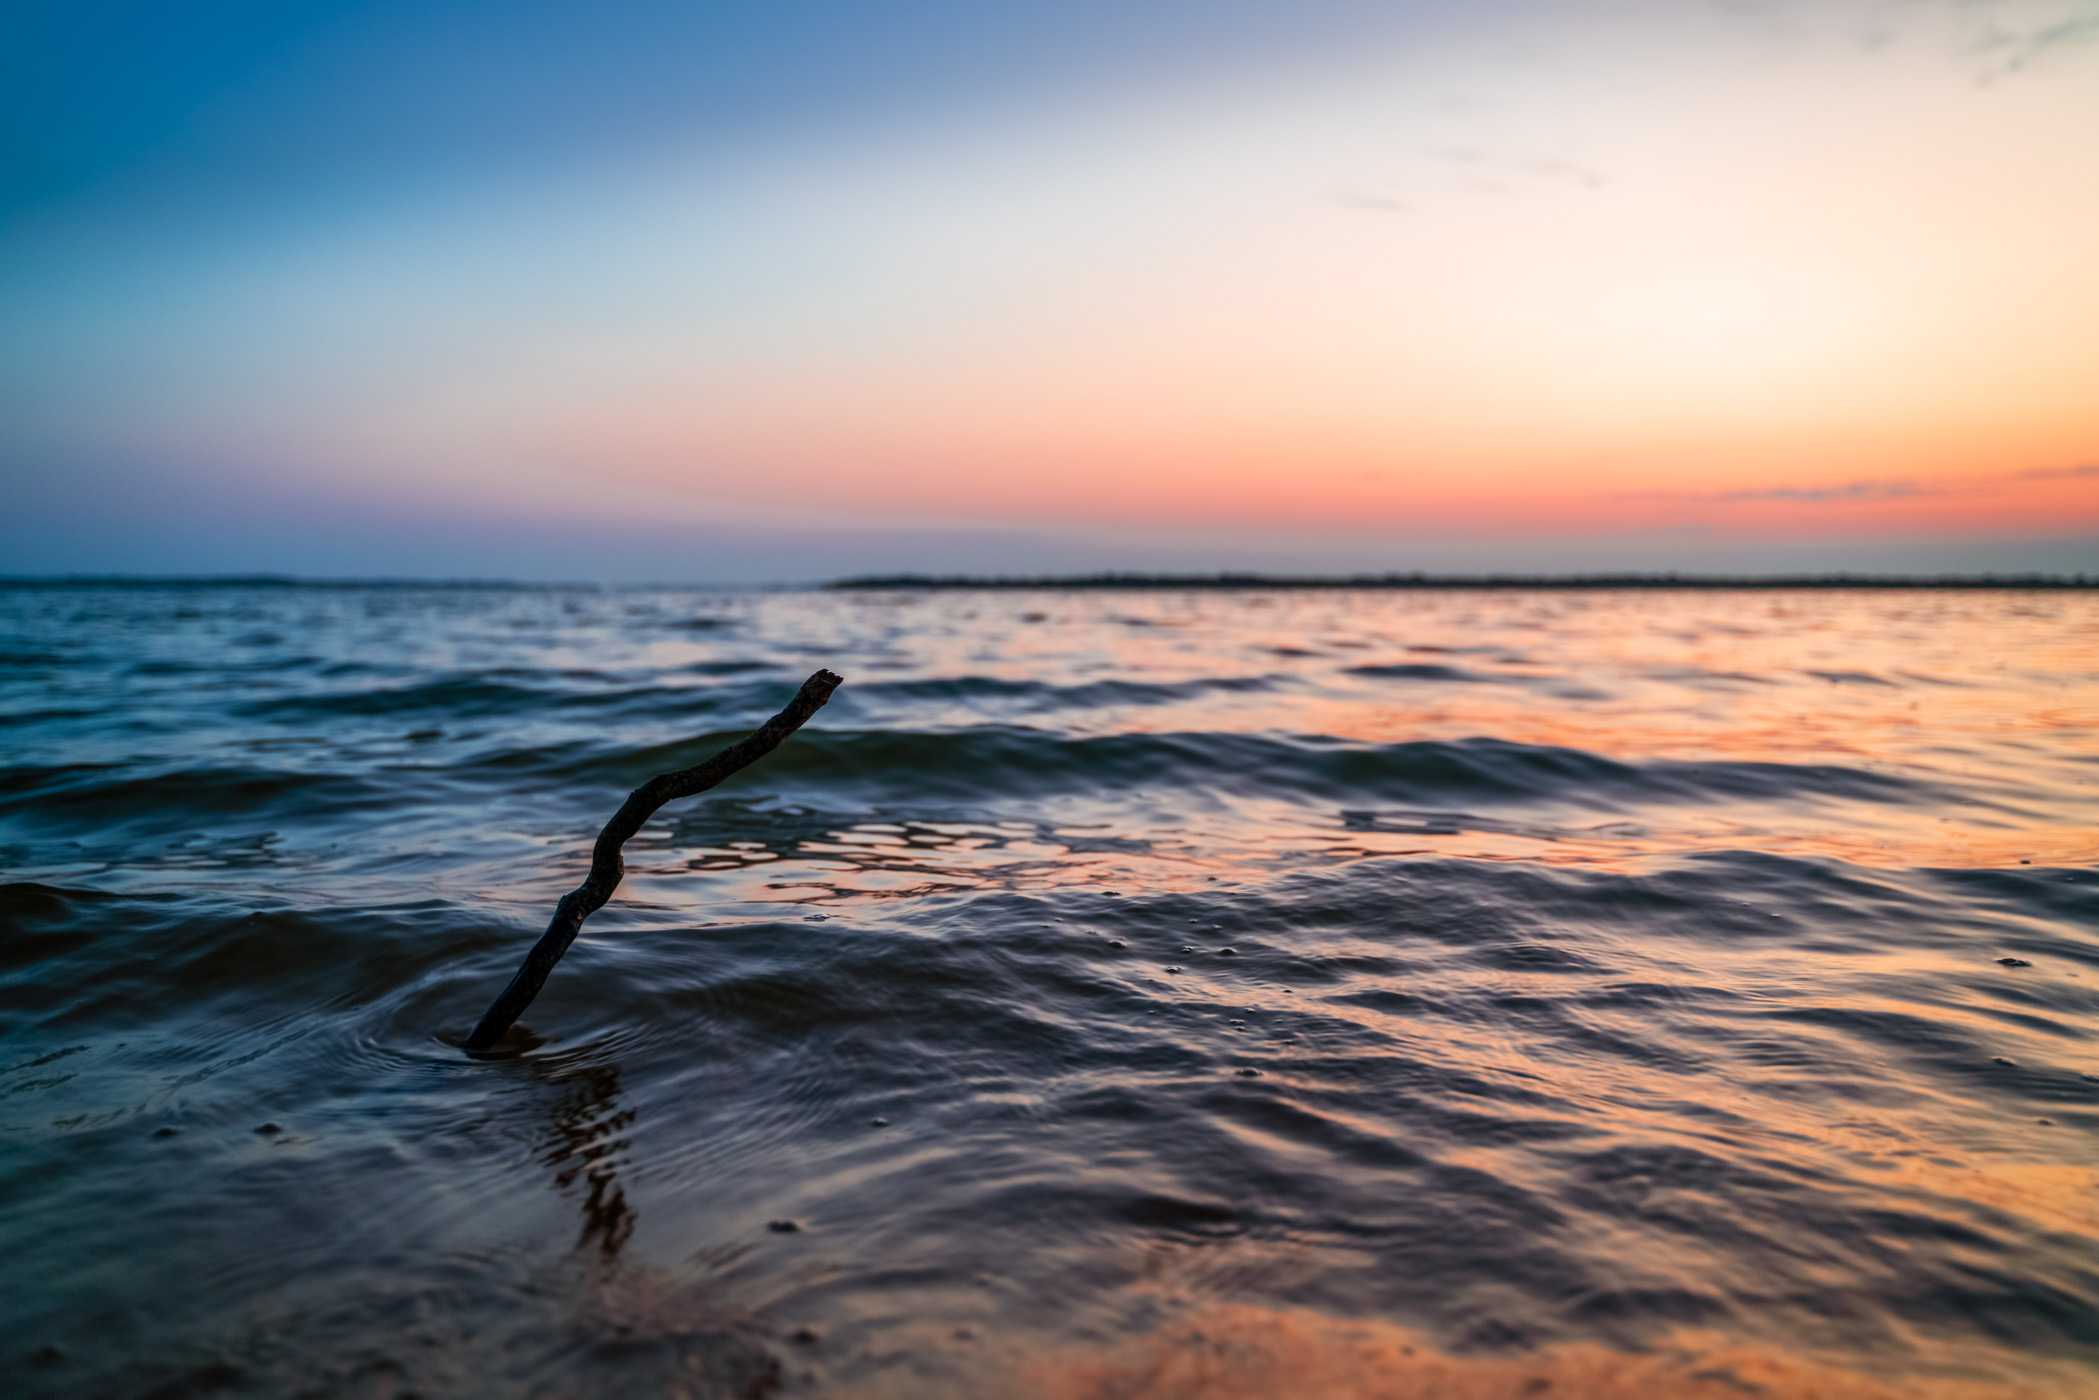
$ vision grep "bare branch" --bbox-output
[463,668,843,1051]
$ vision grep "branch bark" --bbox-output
[463,668,843,1051]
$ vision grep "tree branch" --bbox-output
[463,668,843,1051]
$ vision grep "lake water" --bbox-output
[4,582,2097,1399]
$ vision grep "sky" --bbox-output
[2,0,2097,581]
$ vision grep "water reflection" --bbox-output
[5,584,2097,1399]
[1001,1301,2099,1400]
[534,1053,637,1259]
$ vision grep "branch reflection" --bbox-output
[534,1054,637,1259]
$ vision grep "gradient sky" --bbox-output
[3,0,2097,580]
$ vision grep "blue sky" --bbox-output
[3,0,1434,219]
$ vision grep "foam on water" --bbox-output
[2,584,2096,1397]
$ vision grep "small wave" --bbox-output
[695,726,1947,811]
[0,762,394,833]
[1807,669,1902,687]
[848,673,1287,712]
[1346,662,1501,683]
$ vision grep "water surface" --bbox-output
[4,584,2097,1398]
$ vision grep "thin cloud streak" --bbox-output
[1715,481,1930,504]
[1629,464,2095,509]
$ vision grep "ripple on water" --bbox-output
[1,584,2096,1397]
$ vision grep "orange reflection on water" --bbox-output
[615,592,2099,1398]
[993,1302,2099,1400]
[817,587,2099,873]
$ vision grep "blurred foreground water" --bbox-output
[3,582,2097,1398]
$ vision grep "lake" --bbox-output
[4,582,2096,1398]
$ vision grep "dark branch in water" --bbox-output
[463,668,843,1052]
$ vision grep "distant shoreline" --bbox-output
[2,571,2094,591]
[826,571,2098,590]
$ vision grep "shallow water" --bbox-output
[3,583,2097,1399]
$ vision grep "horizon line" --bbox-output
[826,570,2098,590]
[3,570,2096,591]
